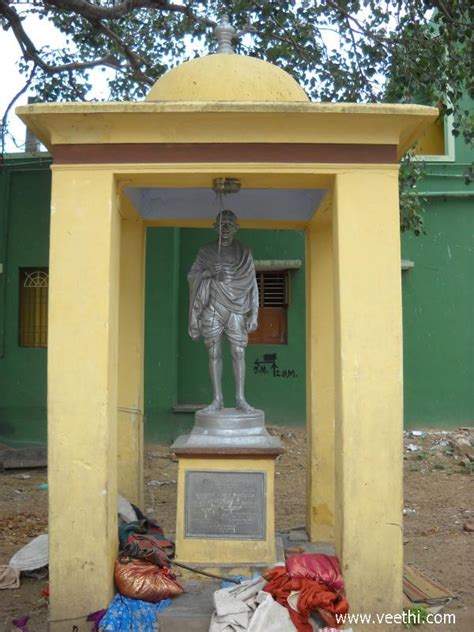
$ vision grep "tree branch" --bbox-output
[324,0,390,50]
[344,15,377,100]
[42,0,215,27]
[1,0,217,86]
[431,0,454,22]
[0,0,123,74]
[266,13,313,64]
[85,16,154,85]
[1,62,37,155]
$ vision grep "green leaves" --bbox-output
[4,1,471,116]
[399,152,427,236]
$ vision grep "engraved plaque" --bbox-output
[185,470,266,540]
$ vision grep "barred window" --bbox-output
[19,268,48,348]
[249,271,289,345]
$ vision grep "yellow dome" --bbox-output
[146,53,309,103]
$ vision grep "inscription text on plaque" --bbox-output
[185,470,266,540]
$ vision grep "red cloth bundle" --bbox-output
[126,533,171,567]
[286,553,344,593]
[114,558,183,602]
[263,565,349,630]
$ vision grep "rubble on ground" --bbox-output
[403,428,474,472]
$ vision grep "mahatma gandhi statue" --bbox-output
[188,210,258,414]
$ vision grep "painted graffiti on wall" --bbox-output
[253,353,298,379]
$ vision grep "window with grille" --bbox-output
[19,268,49,348]
[249,271,289,345]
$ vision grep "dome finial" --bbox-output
[214,15,236,54]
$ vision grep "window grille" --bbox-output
[19,268,48,348]
[256,272,289,307]
[249,271,289,345]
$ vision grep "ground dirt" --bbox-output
[0,427,472,631]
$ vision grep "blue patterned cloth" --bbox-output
[99,593,171,631]
[220,575,247,588]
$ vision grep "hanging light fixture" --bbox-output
[212,177,241,195]
[212,177,241,249]
[211,178,242,284]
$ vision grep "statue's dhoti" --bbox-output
[201,300,248,347]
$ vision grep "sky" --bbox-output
[1,22,34,152]
[0,7,111,152]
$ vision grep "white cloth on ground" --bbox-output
[209,577,296,632]
[9,534,48,571]
[0,565,20,589]
[247,591,295,631]
[209,577,266,631]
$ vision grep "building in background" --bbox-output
[402,104,473,428]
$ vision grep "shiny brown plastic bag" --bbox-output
[114,558,183,602]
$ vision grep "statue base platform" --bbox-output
[171,411,283,564]
[171,407,282,450]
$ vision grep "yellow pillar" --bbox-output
[48,168,120,630]
[306,213,335,542]
[333,169,403,625]
[118,213,146,506]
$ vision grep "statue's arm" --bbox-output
[188,283,208,341]
[247,256,259,333]
[188,248,212,340]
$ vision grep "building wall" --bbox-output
[0,157,51,445]
[144,228,183,441]
[401,123,474,427]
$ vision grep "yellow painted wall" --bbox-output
[118,214,146,506]
[48,169,120,630]
[306,211,336,543]
[413,118,445,156]
[17,102,437,155]
[333,170,403,626]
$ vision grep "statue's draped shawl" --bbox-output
[188,240,258,340]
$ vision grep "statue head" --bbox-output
[214,210,239,246]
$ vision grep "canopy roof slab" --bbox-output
[18,100,435,162]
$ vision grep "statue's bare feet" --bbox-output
[201,399,224,413]
[236,398,255,413]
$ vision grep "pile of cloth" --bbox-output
[209,553,349,631]
[99,500,179,631]
[210,576,294,631]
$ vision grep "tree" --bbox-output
[1,0,472,232]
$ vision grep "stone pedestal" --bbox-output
[171,408,283,565]
[172,407,282,449]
